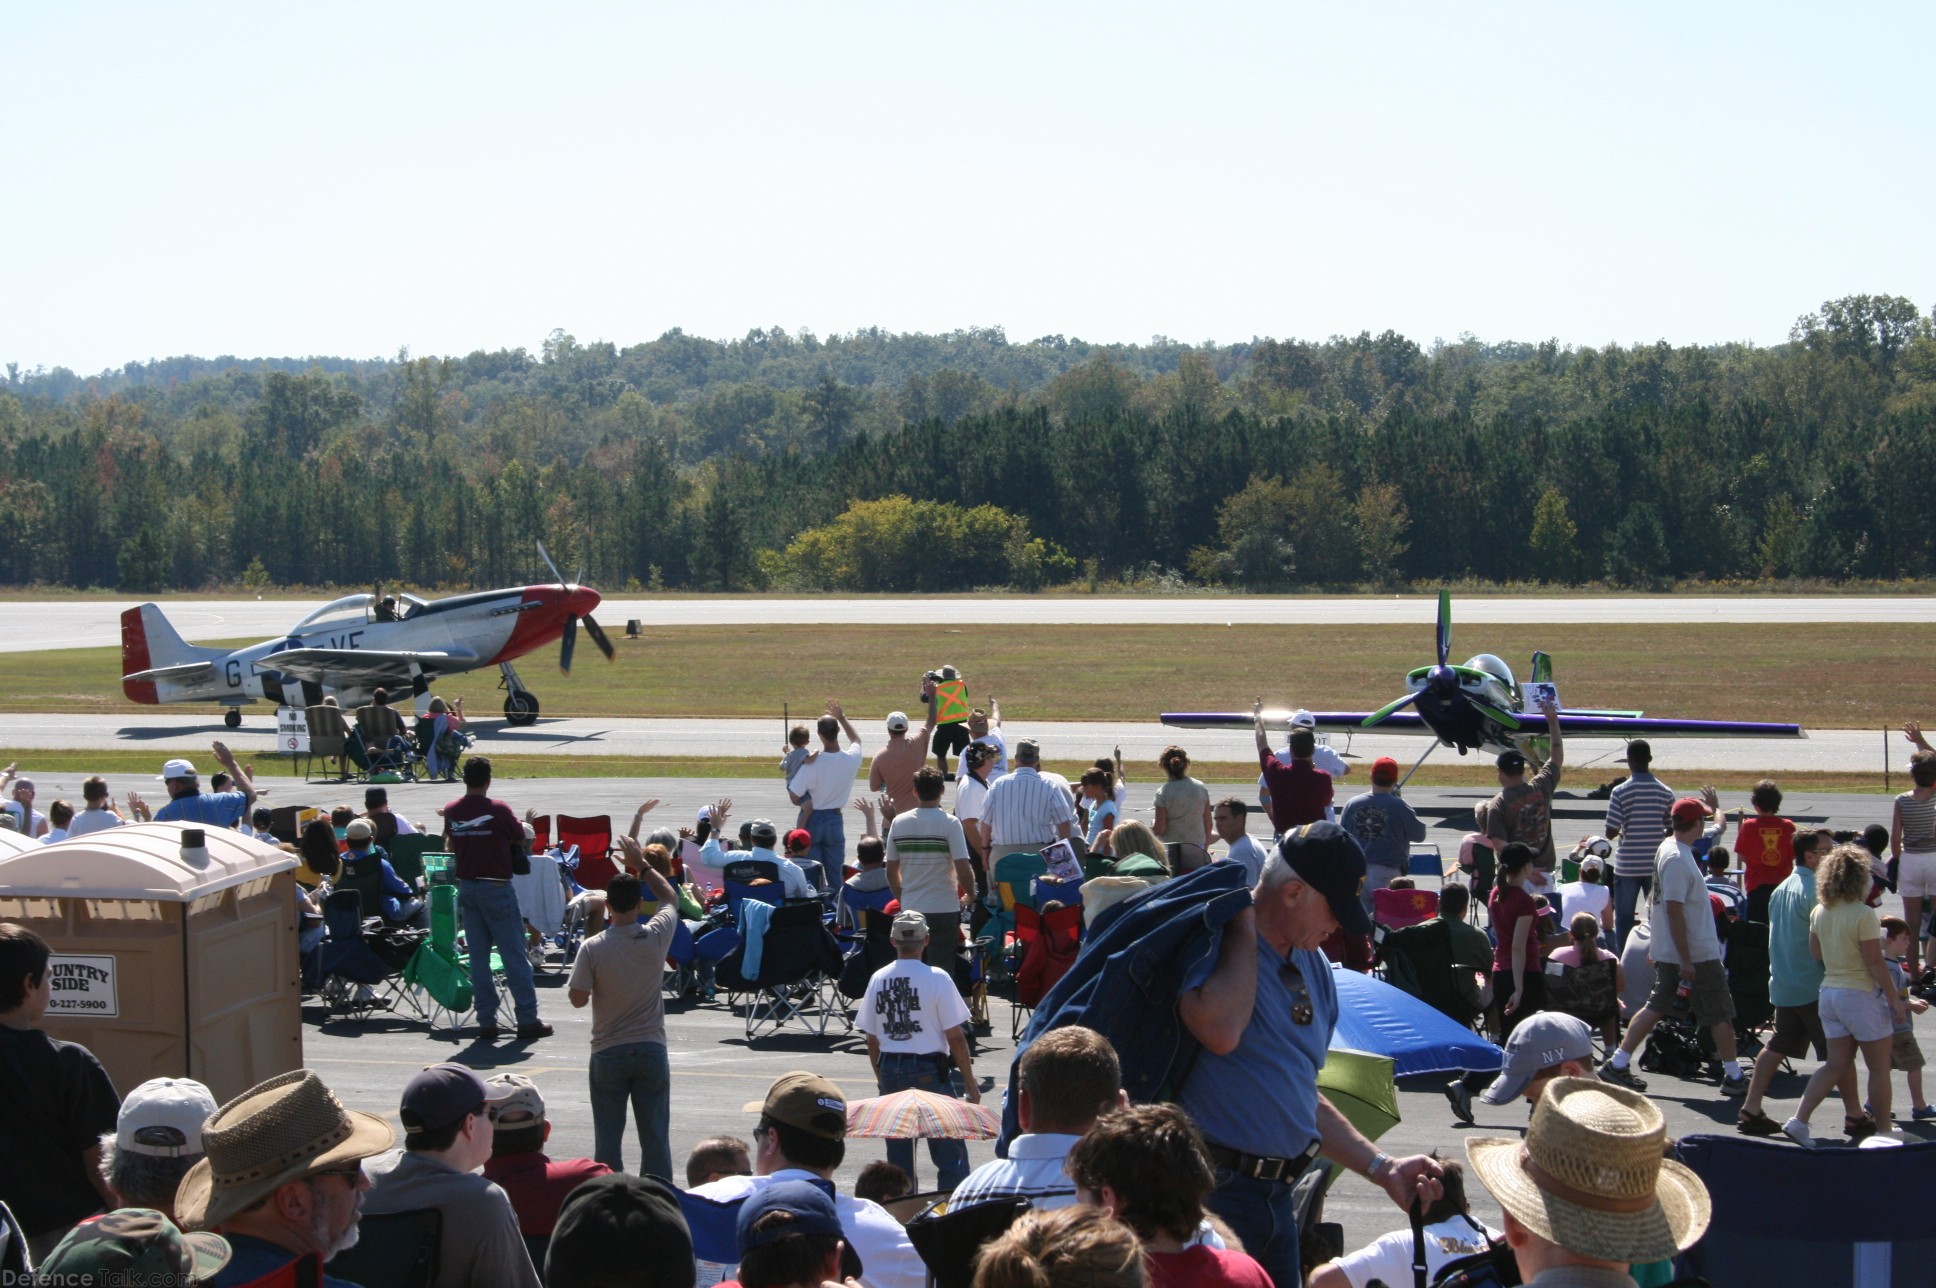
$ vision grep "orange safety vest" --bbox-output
[933,679,970,724]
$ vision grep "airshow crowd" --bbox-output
[4,679,1934,1288]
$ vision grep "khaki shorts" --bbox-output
[1646,959,1735,1029]
[1893,1030,1926,1072]
[1767,1002,1828,1060]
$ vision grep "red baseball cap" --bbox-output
[1371,756,1400,784]
[1670,798,1707,826]
[784,828,813,852]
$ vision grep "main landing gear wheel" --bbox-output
[224,708,242,729]
[504,692,540,725]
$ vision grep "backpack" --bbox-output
[1640,1018,1707,1078]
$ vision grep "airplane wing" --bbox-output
[1160,710,1805,739]
[121,661,217,683]
[261,647,479,687]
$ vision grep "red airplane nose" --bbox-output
[568,586,601,616]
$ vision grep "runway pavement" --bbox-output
[0,710,1908,777]
[7,593,1934,652]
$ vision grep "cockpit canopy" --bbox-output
[290,592,428,631]
[1463,653,1517,687]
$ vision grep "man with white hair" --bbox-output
[1179,823,1445,1286]
[980,738,1075,858]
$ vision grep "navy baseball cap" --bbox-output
[1278,822,1372,938]
[400,1064,512,1136]
[737,1180,862,1277]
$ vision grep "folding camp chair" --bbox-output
[985,851,1048,977]
[1009,902,1081,1038]
[385,832,437,889]
[722,859,785,922]
[558,814,618,890]
[513,847,572,975]
[675,1188,745,1287]
[1371,886,1440,929]
[907,1196,1031,1288]
[325,1208,441,1288]
[838,880,896,934]
[715,901,850,1042]
[401,882,506,1033]
[1408,844,1447,883]
[316,889,411,1020]
[529,814,552,854]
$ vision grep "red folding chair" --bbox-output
[530,814,552,854]
[557,814,617,890]
[1371,886,1439,929]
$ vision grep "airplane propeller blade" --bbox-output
[1471,698,1520,730]
[582,613,616,661]
[1360,692,1420,728]
[537,539,567,587]
[560,615,578,674]
[1436,587,1451,668]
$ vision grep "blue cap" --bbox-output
[737,1181,856,1271]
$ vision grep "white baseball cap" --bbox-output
[885,711,910,733]
[1290,709,1318,729]
[117,1077,219,1157]
[159,758,198,780]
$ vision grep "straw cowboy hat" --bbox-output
[1466,1076,1710,1264]
[176,1070,394,1231]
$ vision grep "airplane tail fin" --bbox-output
[121,604,221,703]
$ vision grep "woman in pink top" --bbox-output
[1548,912,1626,1046]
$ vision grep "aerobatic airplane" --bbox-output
[1162,590,1803,783]
[119,545,614,727]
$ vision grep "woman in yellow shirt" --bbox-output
[1782,845,1910,1146]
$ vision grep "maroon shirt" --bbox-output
[1259,751,1333,832]
[1147,1246,1273,1288]
[443,793,523,881]
[482,1151,612,1236]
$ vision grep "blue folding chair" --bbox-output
[675,1188,745,1285]
[1408,845,1446,884]
[838,882,896,936]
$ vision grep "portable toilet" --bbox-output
[0,822,303,1102]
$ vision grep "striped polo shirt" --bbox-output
[1898,790,1936,852]
[1605,771,1674,878]
[982,766,1076,851]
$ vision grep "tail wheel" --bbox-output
[504,692,540,726]
[224,708,242,729]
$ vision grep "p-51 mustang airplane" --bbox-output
[120,545,615,727]
[1163,590,1803,782]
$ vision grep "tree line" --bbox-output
[0,294,1931,592]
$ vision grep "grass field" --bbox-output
[0,746,1897,794]
[2,621,1918,730]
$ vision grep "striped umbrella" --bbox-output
[845,1089,1001,1140]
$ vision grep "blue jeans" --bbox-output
[1613,874,1652,952]
[877,1052,969,1191]
[1205,1166,1301,1288]
[589,1040,672,1180]
[458,879,540,1027]
[806,808,846,892]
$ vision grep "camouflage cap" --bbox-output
[39,1208,232,1283]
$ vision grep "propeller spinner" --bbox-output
[1362,588,1518,731]
[538,540,617,674]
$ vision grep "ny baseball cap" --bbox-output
[1371,756,1400,784]
[400,1063,514,1136]
[117,1078,219,1157]
[1278,822,1372,938]
[885,711,910,733]
[1671,798,1708,827]
[891,910,930,944]
[1482,1013,1596,1104]
[159,758,198,780]
[743,1072,848,1140]
[482,1072,546,1126]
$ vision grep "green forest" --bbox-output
[1,293,1931,594]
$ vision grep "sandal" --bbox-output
[1736,1109,1781,1137]
[1846,1115,1879,1141]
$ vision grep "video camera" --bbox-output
[923,664,961,685]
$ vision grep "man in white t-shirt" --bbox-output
[886,768,974,971]
[1601,797,1746,1098]
[856,912,979,1192]
[966,701,1008,777]
[1309,1157,1499,1288]
[1259,710,1351,824]
[1,775,49,838]
[952,743,996,898]
[1211,797,1270,886]
[788,700,865,892]
[66,777,126,838]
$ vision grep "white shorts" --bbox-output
[1898,850,1936,901]
[1818,986,1895,1043]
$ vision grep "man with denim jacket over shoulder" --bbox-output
[1179,823,1446,1288]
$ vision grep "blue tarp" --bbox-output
[1329,964,1503,1078]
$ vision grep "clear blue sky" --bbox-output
[5,3,1931,374]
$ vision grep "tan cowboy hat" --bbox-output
[1466,1076,1710,1265]
[175,1069,395,1231]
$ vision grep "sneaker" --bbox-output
[1599,1059,1645,1088]
[1914,1106,1936,1121]
[1781,1117,1814,1148]
[1721,1072,1749,1097]
[476,1024,502,1040]
[515,1021,555,1040]
[1445,1079,1475,1126]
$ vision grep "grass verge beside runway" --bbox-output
[0,622,1922,729]
[0,747,1897,794]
